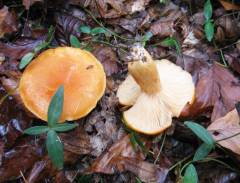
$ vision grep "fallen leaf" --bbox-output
[0,6,18,38]
[208,109,240,155]
[22,0,43,10]
[88,135,169,183]
[92,46,119,76]
[0,140,42,182]
[71,0,151,18]
[55,13,84,45]
[0,37,45,62]
[150,2,189,38]
[219,0,240,10]
[180,58,240,121]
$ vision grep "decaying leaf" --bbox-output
[0,37,45,63]
[208,109,240,155]
[22,0,43,10]
[0,6,18,38]
[71,0,151,18]
[0,140,42,182]
[181,59,240,121]
[55,13,84,45]
[88,135,169,183]
[150,2,189,38]
[219,0,240,10]
[92,46,119,76]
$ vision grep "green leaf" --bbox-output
[34,41,48,53]
[24,126,49,135]
[19,52,35,69]
[193,143,212,162]
[135,177,143,183]
[46,130,64,169]
[46,25,55,43]
[48,85,64,127]
[204,20,214,42]
[183,164,198,183]
[130,131,148,155]
[77,174,93,183]
[161,37,181,55]
[79,25,91,34]
[204,0,212,20]
[51,123,78,132]
[184,121,215,147]
[91,27,106,36]
[142,31,153,42]
[70,35,81,48]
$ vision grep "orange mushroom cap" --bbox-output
[19,47,106,122]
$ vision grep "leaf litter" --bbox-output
[0,0,240,182]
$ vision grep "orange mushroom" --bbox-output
[19,47,106,122]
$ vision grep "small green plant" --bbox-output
[24,86,78,169]
[70,25,109,49]
[19,26,55,69]
[141,31,153,47]
[161,37,181,55]
[204,0,214,42]
[180,121,215,183]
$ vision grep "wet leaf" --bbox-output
[24,126,49,135]
[48,86,64,127]
[19,52,35,69]
[183,164,198,183]
[46,130,64,169]
[185,121,215,147]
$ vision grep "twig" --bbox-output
[154,132,166,164]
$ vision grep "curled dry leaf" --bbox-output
[0,37,45,62]
[181,59,240,121]
[92,46,119,76]
[88,135,169,183]
[22,0,43,10]
[0,6,18,38]
[208,109,240,155]
[55,13,84,45]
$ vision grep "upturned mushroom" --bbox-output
[19,47,106,122]
[117,45,195,135]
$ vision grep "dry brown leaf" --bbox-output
[180,57,240,121]
[92,46,119,76]
[87,135,168,183]
[22,0,43,10]
[208,109,240,155]
[70,0,151,18]
[0,6,17,38]
[219,0,240,10]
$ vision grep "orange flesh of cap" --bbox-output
[19,47,106,122]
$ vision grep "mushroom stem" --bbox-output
[128,45,161,94]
